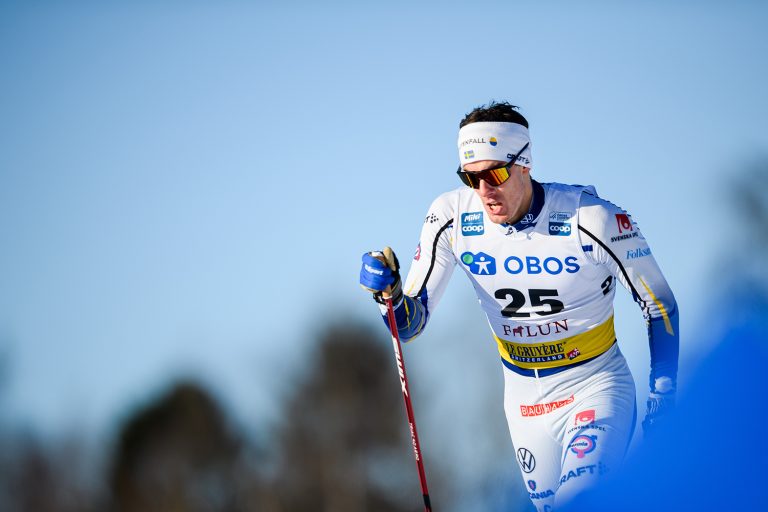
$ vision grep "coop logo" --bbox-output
[626,247,651,259]
[549,222,571,236]
[461,211,485,236]
[461,252,496,275]
[516,448,536,473]
[569,435,597,459]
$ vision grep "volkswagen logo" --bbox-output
[516,447,536,473]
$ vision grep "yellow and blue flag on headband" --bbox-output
[464,150,475,159]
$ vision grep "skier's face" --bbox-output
[463,160,532,225]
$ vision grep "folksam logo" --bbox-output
[461,252,496,275]
[461,211,484,236]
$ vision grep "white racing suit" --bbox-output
[379,181,678,511]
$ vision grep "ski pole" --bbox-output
[382,291,432,512]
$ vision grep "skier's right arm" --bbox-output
[359,193,457,342]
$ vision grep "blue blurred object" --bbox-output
[561,287,768,511]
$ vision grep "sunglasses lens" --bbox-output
[486,167,509,186]
[457,164,511,188]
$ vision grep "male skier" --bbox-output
[359,102,679,511]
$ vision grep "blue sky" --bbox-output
[1,2,766,481]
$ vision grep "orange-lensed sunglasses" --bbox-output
[456,142,529,189]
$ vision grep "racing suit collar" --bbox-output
[503,179,545,231]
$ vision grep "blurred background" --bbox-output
[1,1,766,510]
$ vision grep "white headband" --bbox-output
[457,121,532,169]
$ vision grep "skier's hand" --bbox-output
[641,391,674,436]
[359,247,402,305]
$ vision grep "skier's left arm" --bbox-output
[577,192,679,433]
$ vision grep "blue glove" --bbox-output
[641,391,675,436]
[360,248,402,305]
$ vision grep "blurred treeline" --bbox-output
[0,324,451,512]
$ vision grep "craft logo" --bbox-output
[520,394,575,417]
[413,242,421,261]
[569,435,597,459]
[616,213,632,233]
[508,153,531,166]
[424,213,439,224]
[559,464,597,485]
[574,409,595,425]
[460,251,496,275]
[516,448,536,473]
[461,211,485,236]
[489,136,498,146]
[627,247,651,259]
[528,480,536,491]
[567,348,581,360]
[464,150,475,160]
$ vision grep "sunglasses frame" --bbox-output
[456,142,530,189]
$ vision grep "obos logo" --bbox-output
[461,211,485,236]
[461,252,496,275]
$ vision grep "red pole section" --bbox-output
[384,296,432,512]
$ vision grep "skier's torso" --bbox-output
[451,182,616,369]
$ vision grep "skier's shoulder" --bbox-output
[424,186,476,227]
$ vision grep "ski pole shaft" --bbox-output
[383,295,432,512]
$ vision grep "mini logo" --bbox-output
[567,348,580,360]
[616,213,632,233]
[626,247,651,259]
[414,242,421,261]
[527,480,536,491]
[461,252,496,275]
[464,150,475,160]
[574,409,595,425]
[516,448,536,473]
[569,435,597,459]
[461,211,485,236]
[489,137,498,146]
[549,222,571,236]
